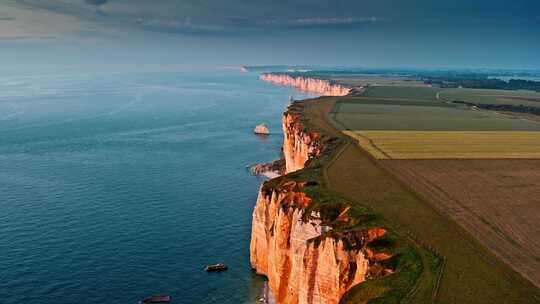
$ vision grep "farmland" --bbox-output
[360,86,440,100]
[382,159,540,288]
[437,88,540,120]
[318,85,540,298]
[331,77,428,88]
[344,130,540,159]
[439,88,540,107]
[296,96,540,303]
[331,97,540,131]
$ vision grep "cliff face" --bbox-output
[260,73,351,96]
[250,105,390,304]
[282,112,322,174]
[250,183,370,304]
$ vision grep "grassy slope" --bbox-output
[361,86,441,101]
[264,102,442,303]
[298,96,540,303]
[293,100,442,304]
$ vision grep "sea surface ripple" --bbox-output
[0,68,309,304]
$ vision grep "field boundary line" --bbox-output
[321,140,350,187]
[323,107,447,303]
[431,257,447,303]
[347,131,392,159]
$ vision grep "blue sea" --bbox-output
[0,68,308,304]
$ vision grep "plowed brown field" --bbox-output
[383,159,540,287]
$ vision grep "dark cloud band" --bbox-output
[86,0,107,5]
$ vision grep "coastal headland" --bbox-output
[252,71,540,303]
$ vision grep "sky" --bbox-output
[1,0,539,69]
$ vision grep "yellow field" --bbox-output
[343,130,540,159]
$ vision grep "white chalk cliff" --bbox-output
[260,74,351,96]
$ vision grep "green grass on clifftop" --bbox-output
[295,92,540,303]
[265,99,443,303]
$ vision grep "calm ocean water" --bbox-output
[0,68,308,304]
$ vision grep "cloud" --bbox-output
[85,0,108,5]
[291,17,380,26]
[2,0,538,42]
[259,16,383,30]
[0,1,112,40]
[0,36,56,41]
[134,17,236,36]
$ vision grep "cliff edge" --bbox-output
[250,102,393,304]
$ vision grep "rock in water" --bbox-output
[205,263,228,272]
[254,124,270,135]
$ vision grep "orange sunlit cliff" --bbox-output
[250,105,391,304]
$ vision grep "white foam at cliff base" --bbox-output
[261,171,280,179]
[262,281,276,304]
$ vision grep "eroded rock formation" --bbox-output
[250,184,369,304]
[282,112,322,173]
[250,159,285,179]
[260,73,351,96]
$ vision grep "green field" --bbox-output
[331,77,428,88]
[439,88,540,107]
[360,86,441,101]
[332,98,540,131]
[291,93,540,303]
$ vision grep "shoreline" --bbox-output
[249,77,385,303]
